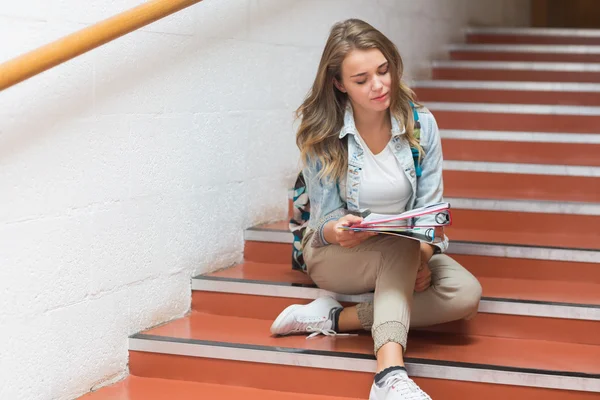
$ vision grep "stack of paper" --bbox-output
[341,202,452,244]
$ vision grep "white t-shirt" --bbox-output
[357,134,412,215]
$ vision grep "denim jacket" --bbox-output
[302,104,449,253]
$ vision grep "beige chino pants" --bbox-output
[303,232,482,354]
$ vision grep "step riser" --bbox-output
[245,241,290,264]
[452,254,600,285]
[441,139,600,167]
[432,68,600,83]
[466,34,600,46]
[130,351,372,398]
[433,111,600,133]
[416,87,600,106]
[129,351,599,399]
[192,291,600,345]
[446,209,600,250]
[450,51,600,63]
[444,170,600,203]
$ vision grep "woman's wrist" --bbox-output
[323,220,340,245]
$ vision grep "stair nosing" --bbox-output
[425,101,600,115]
[440,129,600,144]
[129,333,600,392]
[443,161,600,177]
[191,276,600,321]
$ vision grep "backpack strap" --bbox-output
[409,101,422,178]
[290,171,309,272]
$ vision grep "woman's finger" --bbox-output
[415,279,432,292]
[415,283,427,292]
[416,272,432,285]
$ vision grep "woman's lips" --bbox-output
[372,92,388,101]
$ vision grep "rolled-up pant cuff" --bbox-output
[372,321,408,354]
[356,301,373,331]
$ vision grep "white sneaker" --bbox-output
[270,296,345,339]
[370,370,432,400]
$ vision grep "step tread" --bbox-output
[204,262,600,307]
[248,218,600,251]
[135,312,600,377]
[80,376,357,399]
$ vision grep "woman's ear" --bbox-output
[333,78,346,93]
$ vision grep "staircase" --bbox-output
[82,27,600,399]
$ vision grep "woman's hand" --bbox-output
[420,242,435,265]
[414,262,432,292]
[325,215,377,248]
[415,243,435,292]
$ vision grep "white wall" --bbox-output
[0,1,529,399]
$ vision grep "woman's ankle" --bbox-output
[376,342,405,372]
[337,306,364,332]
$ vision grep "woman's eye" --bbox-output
[356,81,367,85]
[379,68,389,75]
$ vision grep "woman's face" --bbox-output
[336,48,392,113]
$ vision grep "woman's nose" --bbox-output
[372,77,383,90]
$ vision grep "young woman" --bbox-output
[270,19,482,400]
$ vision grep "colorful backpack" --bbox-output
[290,104,422,272]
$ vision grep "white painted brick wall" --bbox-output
[0,1,529,399]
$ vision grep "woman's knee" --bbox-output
[458,275,482,319]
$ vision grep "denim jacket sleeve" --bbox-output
[413,110,449,253]
[303,159,348,248]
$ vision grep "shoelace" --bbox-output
[306,326,339,339]
[381,374,431,399]
[305,326,359,340]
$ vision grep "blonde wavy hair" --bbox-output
[296,19,423,182]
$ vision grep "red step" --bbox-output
[449,44,600,63]
[203,261,600,306]
[446,208,600,250]
[429,106,600,134]
[465,28,600,46]
[194,289,600,346]
[443,170,600,203]
[285,167,600,205]
[128,312,600,399]
[194,262,600,344]
[243,220,600,266]
[247,205,600,254]
[210,257,600,286]
[414,82,600,106]
[79,376,358,400]
[243,226,554,266]
[441,138,600,167]
[432,62,600,83]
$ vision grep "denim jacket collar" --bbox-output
[338,104,405,139]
